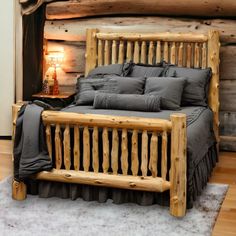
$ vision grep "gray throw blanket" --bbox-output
[14,103,52,180]
[93,92,161,112]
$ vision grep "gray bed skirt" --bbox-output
[26,144,217,209]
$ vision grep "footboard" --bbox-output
[34,111,186,217]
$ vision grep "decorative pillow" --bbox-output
[165,66,212,106]
[74,78,115,105]
[129,63,164,77]
[87,62,132,78]
[144,77,186,110]
[105,75,145,94]
[93,92,161,112]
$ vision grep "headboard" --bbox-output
[85,28,220,145]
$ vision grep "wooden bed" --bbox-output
[12,29,220,217]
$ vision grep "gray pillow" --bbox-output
[93,92,161,112]
[165,67,212,106]
[129,64,164,77]
[87,62,132,78]
[75,78,116,105]
[105,75,145,94]
[145,77,186,110]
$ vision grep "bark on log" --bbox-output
[44,17,236,44]
[220,46,236,80]
[220,111,236,151]
[220,80,236,112]
[46,0,236,19]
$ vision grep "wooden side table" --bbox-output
[32,92,75,108]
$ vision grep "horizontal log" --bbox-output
[220,46,236,80]
[220,80,236,112]
[220,136,236,152]
[220,111,236,136]
[96,32,207,43]
[46,0,236,19]
[35,169,171,192]
[42,111,172,131]
[44,17,236,44]
[219,111,236,151]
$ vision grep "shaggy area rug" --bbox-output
[0,177,228,236]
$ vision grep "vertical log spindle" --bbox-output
[126,41,132,61]
[55,124,62,169]
[46,125,52,159]
[186,43,192,68]
[149,132,158,177]
[118,41,124,64]
[161,131,168,180]
[112,40,117,64]
[131,130,139,176]
[111,128,119,174]
[83,126,90,172]
[148,41,154,64]
[141,41,147,64]
[202,42,207,69]
[178,42,184,67]
[194,43,200,68]
[92,126,99,173]
[98,39,103,66]
[133,41,140,63]
[63,124,71,170]
[156,41,161,63]
[170,42,176,64]
[163,42,169,62]
[104,40,110,65]
[141,130,148,177]
[121,129,128,175]
[102,127,109,173]
[74,125,80,171]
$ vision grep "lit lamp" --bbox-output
[47,50,64,95]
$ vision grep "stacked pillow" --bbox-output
[74,61,212,111]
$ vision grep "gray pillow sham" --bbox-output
[75,75,145,105]
[75,78,115,105]
[129,63,164,78]
[93,92,161,112]
[165,66,212,106]
[87,62,132,78]
[144,77,186,110]
[104,75,145,94]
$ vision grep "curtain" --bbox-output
[23,5,45,100]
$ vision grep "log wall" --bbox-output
[43,5,236,151]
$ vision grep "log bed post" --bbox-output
[85,28,98,76]
[207,30,220,152]
[170,113,187,217]
[12,102,27,201]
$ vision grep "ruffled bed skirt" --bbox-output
[26,144,217,209]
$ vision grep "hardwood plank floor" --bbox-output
[0,140,236,235]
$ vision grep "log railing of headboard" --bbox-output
[85,29,220,147]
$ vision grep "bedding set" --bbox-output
[14,61,217,208]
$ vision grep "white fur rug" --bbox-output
[0,177,228,236]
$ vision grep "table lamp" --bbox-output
[47,50,64,95]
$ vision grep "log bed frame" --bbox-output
[12,29,220,217]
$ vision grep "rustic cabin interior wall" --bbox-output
[19,0,236,151]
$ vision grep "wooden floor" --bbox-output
[0,140,236,235]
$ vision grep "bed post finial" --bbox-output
[170,113,187,217]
